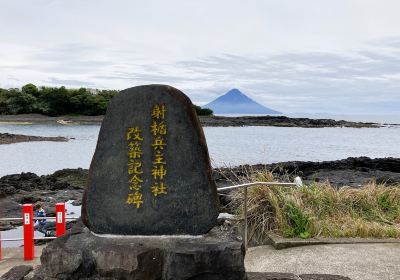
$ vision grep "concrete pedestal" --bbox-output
[32,221,246,280]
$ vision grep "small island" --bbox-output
[0,133,68,145]
[199,115,378,128]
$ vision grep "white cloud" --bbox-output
[0,0,400,113]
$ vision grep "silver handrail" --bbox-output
[1,237,57,242]
[217,177,303,251]
[0,217,79,221]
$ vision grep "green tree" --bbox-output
[22,83,39,97]
[2,89,36,114]
[1,84,212,117]
[193,105,213,116]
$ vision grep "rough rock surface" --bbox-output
[0,265,33,280]
[0,169,87,230]
[31,221,245,280]
[216,157,400,187]
[0,133,67,145]
[82,85,218,235]
[198,115,378,128]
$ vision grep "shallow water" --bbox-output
[0,125,400,176]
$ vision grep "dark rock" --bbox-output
[0,265,33,280]
[198,115,377,128]
[32,222,245,280]
[300,275,352,280]
[82,85,219,235]
[217,157,400,188]
[0,132,67,145]
[1,169,87,230]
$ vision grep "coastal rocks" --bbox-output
[0,168,87,197]
[32,221,245,280]
[0,265,33,280]
[0,133,68,145]
[216,157,400,187]
[0,169,87,230]
[82,85,219,235]
[198,115,378,128]
[0,114,381,128]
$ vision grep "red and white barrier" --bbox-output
[0,202,69,261]
[23,204,34,260]
[56,203,66,237]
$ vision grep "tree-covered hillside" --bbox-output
[0,84,212,116]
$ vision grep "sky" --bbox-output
[1,0,400,114]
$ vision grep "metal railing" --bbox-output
[0,216,79,242]
[1,179,302,258]
[217,177,303,251]
[0,203,80,260]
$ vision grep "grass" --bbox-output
[229,170,400,242]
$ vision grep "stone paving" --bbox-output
[2,243,400,279]
[246,243,400,280]
[0,246,43,276]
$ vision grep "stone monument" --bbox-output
[31,85,246,280]
[82,84,219,235]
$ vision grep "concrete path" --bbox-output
[245,243,400,280]
[2,243,400,279]
[0,246,44,276]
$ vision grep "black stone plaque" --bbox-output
[82,85,219,235]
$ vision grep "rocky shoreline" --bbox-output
[0,133,68,145]
[0,114,380,128]
[1,157,399,231]
[0,169,86,230]
[199,115,379,128]
[216,157,400,187]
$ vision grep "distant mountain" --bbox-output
[204,89,281,114]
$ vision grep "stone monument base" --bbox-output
[31,221,246,280]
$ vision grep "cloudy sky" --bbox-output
[1,0,400,114]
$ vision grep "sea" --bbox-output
[1,113,400,247]
[0,114,399,177]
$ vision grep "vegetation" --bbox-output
[193,105,213,116]
[0,84,213,116]
[230,171,400,242]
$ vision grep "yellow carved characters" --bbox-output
[126,126,144,208]
[125,104,168,208]
[151,104,168,196]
